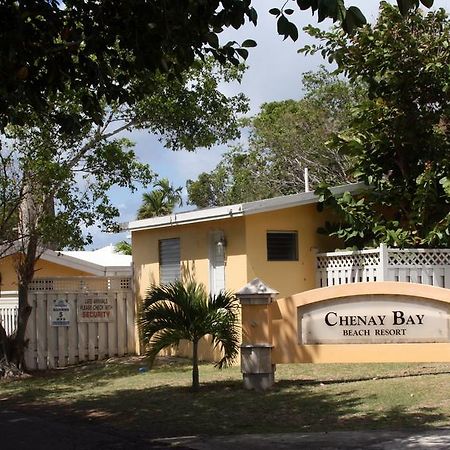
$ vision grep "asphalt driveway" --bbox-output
[2,407,450,449]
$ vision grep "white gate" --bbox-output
[23,276,135,370]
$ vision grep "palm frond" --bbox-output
[145,328,186,366]
[138,280,240,387]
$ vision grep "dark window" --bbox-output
[267,231,298,261]
[159,238,180,283]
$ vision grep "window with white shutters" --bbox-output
[159,238,180,283]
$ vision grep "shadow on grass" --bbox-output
[5,376,449,439]
[0,356,193,401]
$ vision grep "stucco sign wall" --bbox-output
[239,280,450,389]
[266,282,450,365]
[299,295,450,345]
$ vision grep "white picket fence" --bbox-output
[0,277,136,370]
[316,244,450,289]
[0,291,19,336]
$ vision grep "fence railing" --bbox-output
[316,244,450,289]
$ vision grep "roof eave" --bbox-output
[127,182,367,233]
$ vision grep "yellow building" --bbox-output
[0,245,132,292]
[130,184,362,302]
[129,184,364,359]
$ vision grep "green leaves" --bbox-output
[312,3,450,249]
[139,280,240,387]
[187,67,361,208]
[241,39,257,48]
[277,14,299,41]
[343,6,367,33]
[0,1,258,130]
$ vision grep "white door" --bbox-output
[209,230,226,296]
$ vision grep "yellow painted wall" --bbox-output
[0,254,92,291]
[132,216,248,303]
[0,256,18,291]
[132,217,248,360]
[132,204,336,303]
[245,204,337,298]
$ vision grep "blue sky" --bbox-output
[88,0,449,249]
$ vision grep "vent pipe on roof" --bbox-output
[304,167,310,193]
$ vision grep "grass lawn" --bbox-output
[1,357,450,438]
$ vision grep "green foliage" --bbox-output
[0,149,22,257]
[0,56,249,369]
[4,121,152,251]
[137,178,183,220]
[0,1,257,130]
[1,2,434,130]
[0,57,249,249]
[130,60,250,151]
[114,241,132,256]
[139,281,240,390]
[187,67,364,207]
[309,3,450,248]
[267,0,430,44]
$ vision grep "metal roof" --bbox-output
[127,182,365,232]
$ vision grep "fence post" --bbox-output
[236,278,278,390]
[379,243,389,281]
[445,266,450,289]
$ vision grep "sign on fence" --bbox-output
[22,277,135,370]
[50,299,70,327]
[77,294,115,322]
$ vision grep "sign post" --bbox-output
[236,278,278,391]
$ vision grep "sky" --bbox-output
[87,0,449,249]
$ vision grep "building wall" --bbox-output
[131,203,338,362]
[132,216,248,303]
[0,255,91,291]
[132,216,247,361]
[245,203,338,299]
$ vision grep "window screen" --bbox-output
[267,231,298,261]
[159,238,180,283]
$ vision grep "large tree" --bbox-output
[0,1,430,129]
[0,59,249,371]
[306,3,450,248]
[187,68,364,207]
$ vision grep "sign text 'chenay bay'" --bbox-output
[300,296,449,345]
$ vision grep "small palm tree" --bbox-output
[139,280,240,390]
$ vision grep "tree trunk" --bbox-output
[8,233,39,371]
[192,339,199,391]
[11,283,32,369]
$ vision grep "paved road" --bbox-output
[2,408,450,449]
[0,409,168,450]
[157,429,450,450]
